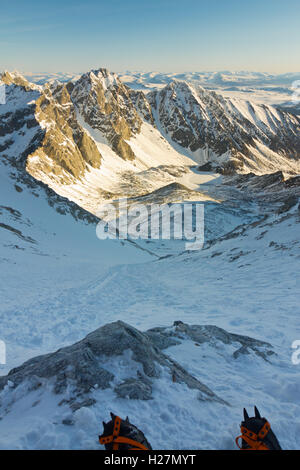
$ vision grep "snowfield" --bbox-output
[0,170,299,449]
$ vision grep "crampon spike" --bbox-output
[254,406,261,419]
[243,408,249,421]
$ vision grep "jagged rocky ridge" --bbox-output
[1,72,103,183]
[1,69,300,199]
[0,74,99,223]
[0,69,157,209]
[0,320,274,412]
[69,69,153,161]
[148,81,300,173]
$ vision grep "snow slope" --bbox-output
[0,187,299,449]
[0,105,152,374]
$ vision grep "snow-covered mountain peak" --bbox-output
[149,79,300,173]
[166,78,205,92]
[72,68,124,98]
[1,70,40,92]
[89,67,121,89]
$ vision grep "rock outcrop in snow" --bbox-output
[0,321,225,408]
[147,321,274,361]
[0,320,276,414]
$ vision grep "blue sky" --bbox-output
[1,0,299,73]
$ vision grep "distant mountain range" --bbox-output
[19,70,300,88]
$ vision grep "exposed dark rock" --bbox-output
[198,162,222,173]
[285,175,300,188]
[233,346,251,359]
[70,398,97,411]
[0,321,228,408]
[62,418,74,426]
[223,172,300,209]
[146,321,274,361]
[114,378,152,400]
[277,195,299,214]
[0,223,37,244]
[232,171,285,191]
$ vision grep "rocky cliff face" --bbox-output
[70,69,144,161]
[0,75,99,223]
[148,80,300,174]
[1,69,150,190]
[1,71,103,185]
[26,80,102,183]
[6,69,157,192]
